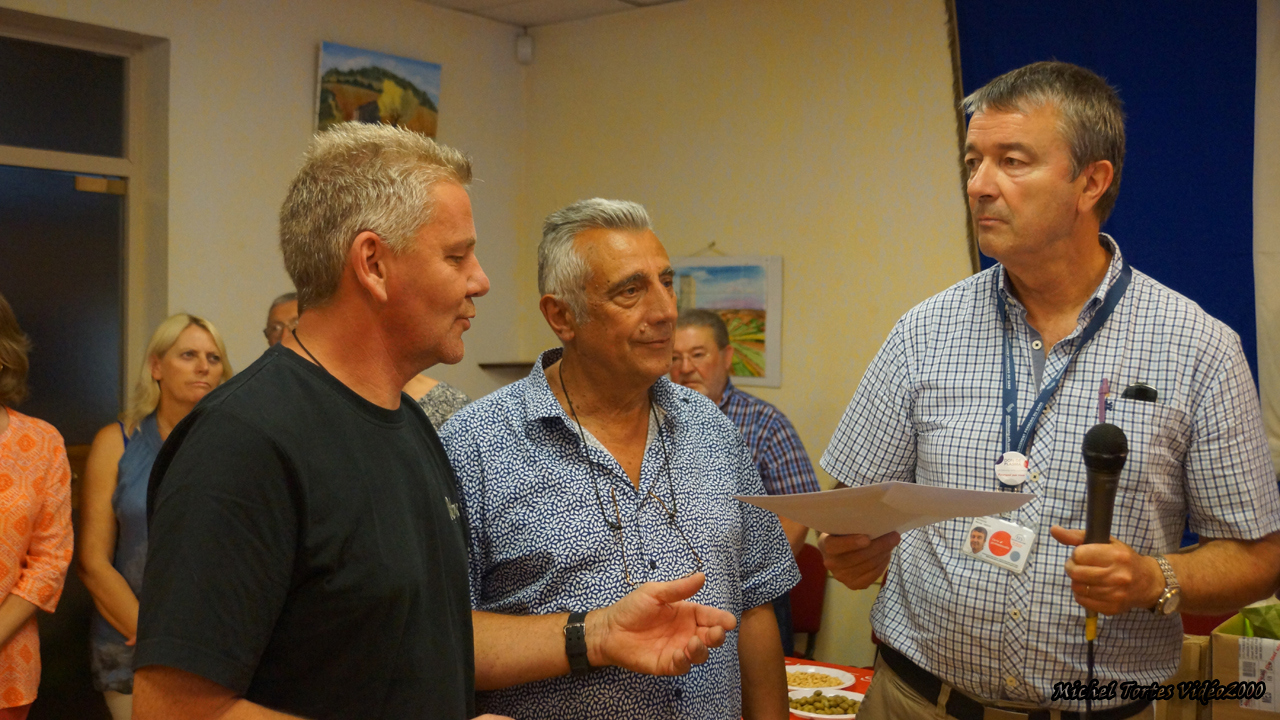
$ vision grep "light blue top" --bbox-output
[90,414,160,693]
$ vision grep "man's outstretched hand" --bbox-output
[587,572,737,675]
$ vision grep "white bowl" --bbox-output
[787,688,864,719]
[785,664,857,691]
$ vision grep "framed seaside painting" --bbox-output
[316,41,441,137]
[673,256,783,388]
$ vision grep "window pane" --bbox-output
[0,164,123,445]
[0,35,125,157]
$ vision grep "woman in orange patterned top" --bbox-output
[77,314,232,720]
[0,293,74,720]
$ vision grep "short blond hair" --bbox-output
[121,314,233,434]
[0,293,31,408]
[279,122,473,310]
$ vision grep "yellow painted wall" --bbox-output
[1256,0,1280,469]
[7,0,974,669]
[3,0,528,397]
[518,0,973,665]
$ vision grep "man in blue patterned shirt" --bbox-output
[820,61,1280,720]
[671,308,821,655]
[440,198,799,719]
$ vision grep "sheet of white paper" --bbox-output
[735,481,1033,537]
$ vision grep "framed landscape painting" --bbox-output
[316,41,440,137]
[673,255,783,388]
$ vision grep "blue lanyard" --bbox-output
[999,260,1131,455]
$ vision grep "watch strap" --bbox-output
[564,610,593,675]
[1152,554,1181,614]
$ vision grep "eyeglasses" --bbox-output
[263,318,298,342]
[560,362,702,586]
[605,484,703,587]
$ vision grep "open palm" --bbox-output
[596,572,738,675]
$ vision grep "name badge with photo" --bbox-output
[962,516,1037,574]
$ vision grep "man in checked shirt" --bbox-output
[819,61,1280,720]
[671,308,821,656]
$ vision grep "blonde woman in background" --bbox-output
[0,293,73,720]
[77,314,232,720]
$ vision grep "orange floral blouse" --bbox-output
[0,408,73,708]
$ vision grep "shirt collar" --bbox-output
[996,233,1125,325]
[523,347,683,427]
[717,379,738,412]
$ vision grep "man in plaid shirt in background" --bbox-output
[672,308,821,656]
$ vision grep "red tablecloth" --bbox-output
[784,657,873,718]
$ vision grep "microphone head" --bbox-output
[1082,423,1128,473]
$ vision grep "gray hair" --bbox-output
[538,198,652,322]
[268,292,296,312]
[279,122,472,309]
[962,61,1125,223]
[676,308,729,349]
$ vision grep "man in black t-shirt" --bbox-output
[133,123,739,720]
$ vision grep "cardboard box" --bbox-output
[1155,634,1210,720]
[1209,615,1280,719]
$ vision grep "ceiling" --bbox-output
[415,0,683,27]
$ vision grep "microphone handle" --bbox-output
[1082,467,1122,641]
[1084,469,1121,545]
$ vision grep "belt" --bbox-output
[878,644,1150,720]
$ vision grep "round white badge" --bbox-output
[995,451,1029,486]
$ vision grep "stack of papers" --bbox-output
[735,481,1033,537]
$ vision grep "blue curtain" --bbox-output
[955,1,1259,381]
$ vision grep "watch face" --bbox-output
[1162,590,1182,615]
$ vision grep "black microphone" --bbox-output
[1081,423,1128,641]
[1083,423,1128,545]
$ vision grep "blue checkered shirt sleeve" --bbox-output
[721,386,822,496]
[821,318,918,488]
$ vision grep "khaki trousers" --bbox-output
[858,652,1155,720]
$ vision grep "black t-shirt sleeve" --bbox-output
[135,408,298,694]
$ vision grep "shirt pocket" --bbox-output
[1106,396,1190,552]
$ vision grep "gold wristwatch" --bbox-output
[1151,554,1182,615]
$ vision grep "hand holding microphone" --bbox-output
[1050,423,1153,626]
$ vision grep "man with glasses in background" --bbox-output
[262,292,298,346]
[440,198,798,720]
[670,308,821,656]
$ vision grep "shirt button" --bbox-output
[1005,676,1018,688]
[1030,471,1040,482]
[1032,340,1043,350]
[1010,608,1021,620]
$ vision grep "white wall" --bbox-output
[518,0,970,665]
[4,0,528,397]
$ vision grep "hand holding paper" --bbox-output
[738,482,1033,592]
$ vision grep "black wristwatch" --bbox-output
[564,610,594,675]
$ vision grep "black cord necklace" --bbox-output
[560,359,622,531]
[558,360,685,526]
[291,328,330,375]
[557,359,701,583]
